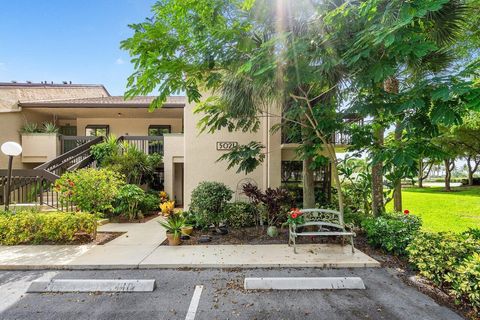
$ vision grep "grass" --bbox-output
[387,186,480,233]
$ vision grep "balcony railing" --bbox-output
[60,135,164,155]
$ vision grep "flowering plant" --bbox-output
[160,200,175,216]
[284,208,304,226]
[159,191,169,204]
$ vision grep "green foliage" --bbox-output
[20,122,59,133]
[139,192,160,213]
[103,142,162,185]
[90,135,119,166]
[224,202,257,229]
[407,231,480,310]
[158,212,186,238]
[55,168,125,214]
[449,252,480,310]
[190,182,233,228]
[217,141,265,174]
[42,122,59,133]
[338,158,372,214]
[114,184,145,220]
[0,210,96,245]
[361,213,422,255]
[407,232,479,285]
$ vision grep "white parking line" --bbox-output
[0,271,57,313]
[185,285,203,320]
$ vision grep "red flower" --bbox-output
[403,209,410,215]
[291,213,298,219]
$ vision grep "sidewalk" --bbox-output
[0,217,379,270]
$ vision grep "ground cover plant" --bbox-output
[387,186,480,233]
[0,210,97,245]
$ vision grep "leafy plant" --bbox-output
[407,232,479,286]
[90,135,119,166]
[160,200,175,216]
[139,192,160,213]
[55,168,125,214]
[449,252,480,311]
[361,213,422,255]
[224,202,257,229]
[114,184,145,220]
[42,122,59,133]
[0,210,96,245]
[190,181,233,229]
[158,212,185,238]
[242,183,293,227]
[20,122,41,133]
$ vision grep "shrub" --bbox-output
[407,232,479,286]
[449,253,480,310]
[139,192,160,213]
[190,181,233,228]
[90,135,119,166]
[361,213,422,255]
[224,202,257,229]
[0,210,96,245]
[114,184,145,220]
[242,183,293,226]
[55,168,125,214]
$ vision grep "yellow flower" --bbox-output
[160,200,175,216]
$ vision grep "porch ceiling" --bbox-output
[24,107,183,120]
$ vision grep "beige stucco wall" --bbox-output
[21,133,60,163]
[182,100,282,208]
[76,117,183,137]
[0,111,52,169]
[163,133,185,205]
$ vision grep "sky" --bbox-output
[0,0,155,96]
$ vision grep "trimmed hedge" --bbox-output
[225,202,257,229]
[407,231,480,311]
[361,213,422,255]
[0,211,97,245]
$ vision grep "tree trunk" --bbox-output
[371,124,385,217]
[418,159,424,188]
[301,117,316,208]
[444,159,452,192]
[393,121,402,212]
[303,157,316,208]
[467,156,474,186]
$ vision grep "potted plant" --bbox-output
[158,212,185,246]
[159,200,175,217]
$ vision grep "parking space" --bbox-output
[0,268,462,320]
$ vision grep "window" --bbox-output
[148,125,171,136]
[148,125,171,154]
[85,125,109,137]
[281,161,329,183]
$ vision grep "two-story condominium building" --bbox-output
[0,81,339,208]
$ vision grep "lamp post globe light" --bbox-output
[1,142,22,211]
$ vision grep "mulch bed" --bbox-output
[161,226,347,246]
[94,232,125,245]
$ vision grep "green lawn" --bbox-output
[387,186,480,233]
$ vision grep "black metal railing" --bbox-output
[117,136,164,155]
[60,135,97,154]
[0,169,75,211]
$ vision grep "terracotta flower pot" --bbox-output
[166,233,181,246]
[181,226,193,236]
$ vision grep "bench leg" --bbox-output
[350,236,355,253]
[293,236,297,254]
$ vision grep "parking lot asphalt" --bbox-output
[0,268,463,320]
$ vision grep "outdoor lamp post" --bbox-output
[1,142,22,211]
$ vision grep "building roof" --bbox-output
[18,95,186,108]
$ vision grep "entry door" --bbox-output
[60,125,78,153]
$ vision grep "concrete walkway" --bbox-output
[0,217,379,270]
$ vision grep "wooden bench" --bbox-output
[288,208,355,253]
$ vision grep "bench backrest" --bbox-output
[299,208,344,228]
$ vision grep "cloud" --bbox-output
[115,58,125,65]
